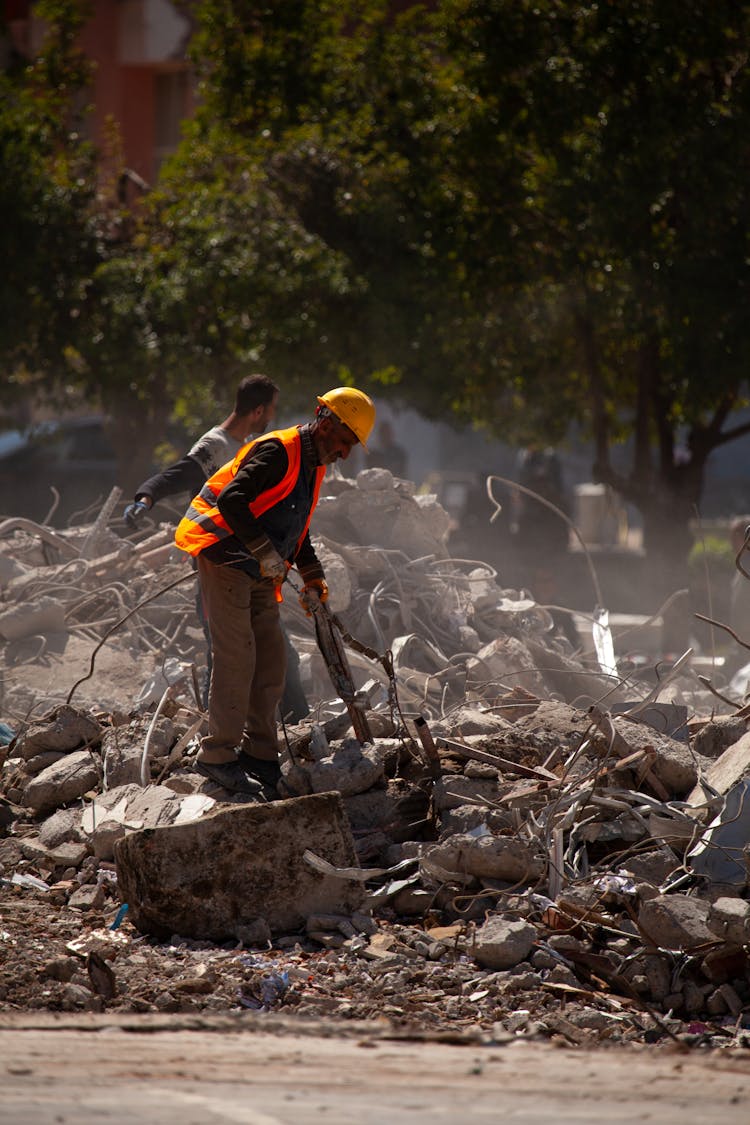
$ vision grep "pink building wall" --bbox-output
[4,0,195,185]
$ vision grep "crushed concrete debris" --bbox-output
[1,474,750,1050]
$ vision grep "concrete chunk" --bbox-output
[38,807,85,849]
[472,916,537,969]
[424,833,544,884]
[692,715,748,760]
[707,897,750,946]
[612,718,705,796]
[114,792,363,940]
[15,705,101,761]
[19,838,89,869]
[23,749,101,814]
[305,740,385,797]
[82,784,214,860]
[101,716,174,788]
[638,894,715,951]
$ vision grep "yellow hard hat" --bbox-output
[317,387,376,448]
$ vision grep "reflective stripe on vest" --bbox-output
[174,426,324,558]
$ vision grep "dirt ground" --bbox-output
[1,1012,749,1124]
[2,889,750,1124]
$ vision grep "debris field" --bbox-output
[1,467,750,1059]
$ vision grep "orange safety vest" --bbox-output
[174,426,325,559]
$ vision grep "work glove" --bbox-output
[299,578,329,616]
[254,544,287,585]
[124,500,150,528]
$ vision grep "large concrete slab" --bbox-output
[115,792,363,940]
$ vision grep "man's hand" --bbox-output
[299,578,329,616]
[255,545,287,585]
[124,500,150,528]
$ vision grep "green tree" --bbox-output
[12,0,750,580]
[0,0,98,420]
[432,2,750,576]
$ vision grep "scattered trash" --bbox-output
[110,903,129,930]
[11,872,49,892]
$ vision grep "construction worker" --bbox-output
[122,374,310,720]
[174,387,376,797]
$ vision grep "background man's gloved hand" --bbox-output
[299,578,329,616]
[254,544,287,585]
[124,500,150,528]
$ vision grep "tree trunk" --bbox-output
[636,472,702,655]
[105,395,172,498]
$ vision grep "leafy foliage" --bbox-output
[5,0,750,552]
[0,0,98,409]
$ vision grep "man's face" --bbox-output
[314,414,359,464]
[253,392,278,433]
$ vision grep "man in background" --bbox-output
[124,374,279,523]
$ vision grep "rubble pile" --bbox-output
[1,472,750,1050]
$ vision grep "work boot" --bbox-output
[239,753,282,797]
[195,758,265,797]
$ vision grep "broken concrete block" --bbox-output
[81,784,202,861]
[619,845,681,888]
[343,779,429,838]
[23,749,101,814]
[311,542,353,613]
[90,820,127,862]
[524,638,615,705]
[19,838,89,869]
[68,882,106,911]
[683,979,708,1014]
[114,792,363,940]
[472,916,537,970]
[692,715,748,760]
[15,705,101,761]
[638,893,715,951]
[391,886,434,916]
[24,751,67,775]
[316,481,450,557]
[433,707,512,738]
[357,466,396,491]
[612,718,705,796]
[101,715,174,789]
[38,807,85,849]
[304,739,385,797]
[707,897,750,946]
[612,702,689,742]
[116,784,187,828]
[700,945,749,984]
[234,918,272,946]
[424,833,544,884]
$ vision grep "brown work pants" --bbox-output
[197,555,287,765]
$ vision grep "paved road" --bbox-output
[0,1014,748,1124]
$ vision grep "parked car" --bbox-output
[0,416,120,527]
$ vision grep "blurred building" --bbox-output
[3,0,194,186]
